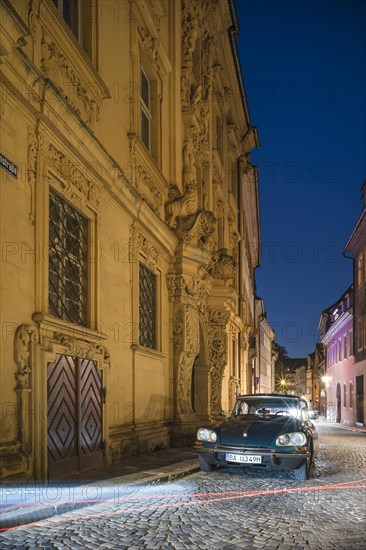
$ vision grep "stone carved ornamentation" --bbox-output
[14,324,39,390]
[175,304,200,416]
[173,306,184,353]
[207,310,230,413]
[181,0,200,70]
[177,353,194,415]
[136,165,163,213]
[206,248,236,280]
[167,274,210,315]
[140,28,160,74]
[129,225,159,270]
[180,0,201,109]
[128,134,164,216]
[46,143,101,209]
[186,305,199,356]
[55,334,111,365]
[29,0,42,42]
[165,137,200,229]
[165,184,199,229]
[174,210,216,246]
[182,139,197,186]
[171,278,206,417]
[28,127,44,223]
[41,40,100,125]
[146,0,163,31]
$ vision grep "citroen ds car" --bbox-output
[195,394,319,480]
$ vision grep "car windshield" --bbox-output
[231,398,307,420]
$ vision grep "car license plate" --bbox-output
[226,453,262,464]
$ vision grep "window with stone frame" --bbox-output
[138,58,162,165]
[139,262,157,349]
[349,330,353,356]
[357,252,363,286]
[349,381,353,408]
[338,339,342,362]
[140,65,152,152]
[358,318,364,351]
[343,383,347,407]
[344,334,348,359]
[51,0,95,60]
[48,189,88,326]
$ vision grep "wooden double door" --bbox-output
[47,354,104,480]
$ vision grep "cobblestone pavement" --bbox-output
[1,424,365,550]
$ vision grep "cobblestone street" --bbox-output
[1,424,365,550]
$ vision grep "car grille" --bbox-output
[217,444,275,453]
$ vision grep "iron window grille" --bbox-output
[49,189,88,326]
[139,263,157,349]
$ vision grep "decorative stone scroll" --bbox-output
[206,248,236,280]
[174,210,216,246]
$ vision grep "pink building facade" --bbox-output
[344,182,366,426]
[320,286,356,425]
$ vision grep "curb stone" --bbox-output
[0,460,200,530]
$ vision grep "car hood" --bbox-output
[217,416,304,447]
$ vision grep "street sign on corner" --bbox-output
[0,153,17,178]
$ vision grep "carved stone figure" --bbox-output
[190,84,202,109]
[165,184,199,229]
[182,139,197,185]
[182,18,198,69]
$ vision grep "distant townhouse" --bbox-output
[253,298,276,394]
[306,344,326,413]
[319,286,355,424]
[276,357,306,396]
[343,182,366,426]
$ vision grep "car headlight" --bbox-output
[197,428,217,443]
[276,432,307,446]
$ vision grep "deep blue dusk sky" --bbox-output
[236,0,366,357]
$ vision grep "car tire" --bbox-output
[198,454,216,473]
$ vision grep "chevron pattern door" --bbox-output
[47,354,103,479]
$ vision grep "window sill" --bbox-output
[32,312,108,342]
[131,344,167,360]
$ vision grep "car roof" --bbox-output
[237,393,302,399]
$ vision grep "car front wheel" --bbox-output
[198,454,216,473]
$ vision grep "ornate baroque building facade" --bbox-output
[0,0,260,480]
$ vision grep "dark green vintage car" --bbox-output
[195,394,319,480]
